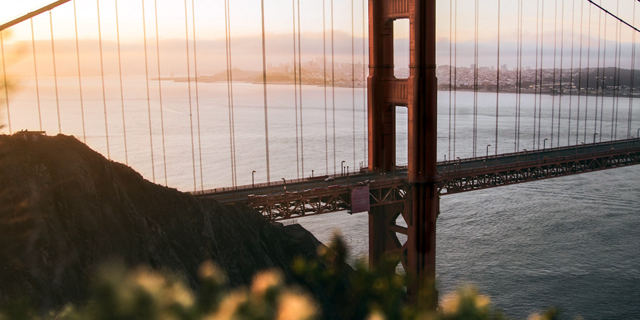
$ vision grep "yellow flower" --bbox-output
[277,290,318,320]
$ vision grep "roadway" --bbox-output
[194,138,640,204]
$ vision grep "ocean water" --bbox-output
[4,76,640,319]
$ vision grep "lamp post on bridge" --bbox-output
[252,170,256,187]
[341,160,346,176]
[486,144,492,159]
[543,138,548,150]
[593,133,598,144]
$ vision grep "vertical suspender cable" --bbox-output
[352,0,356,169]
[297,0,304,177]
[115,0,128,164]
[568,0,575,145]
[495,0,500,155]
[323,0,329,175]
[192,0,204,190]
[576,0,584,144]
[534,0,540,149]
[628,4,636,138]
[538,0,545,149]
[73,0,86,142]
[473,0,478,157]
[154,0,167,184]
[448,0,452,159]
[362,0,366,167]
[184,0,197,191]
[551,0,558,147]
[595,3,603,142]
[515,0,521,152]
[261,0,271,183]
[0,32,10,133]
[142,0,156,182]
[584,3,591,143]
[224,0,237,187]
[453,0,458,158]
[598,0,605,142]
[557,0,564,147]
[49,12,61,133]
[517,0,524,151]
[612,0,620,140]
[331,0,337,174]
[97,0,111,159]
[599,0,606,142]
[292,0,300,179]
[31,19,43,131]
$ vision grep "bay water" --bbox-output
[4,76,640,319]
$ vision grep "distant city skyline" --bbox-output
[1,0,639,76]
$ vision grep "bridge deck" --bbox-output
[194,139,640,220]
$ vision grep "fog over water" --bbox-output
[4,77,640,319]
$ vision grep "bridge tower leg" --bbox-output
[367,0,438,307]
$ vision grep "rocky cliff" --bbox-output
[0,133,327,313]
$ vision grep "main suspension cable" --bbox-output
[141,0,156,182]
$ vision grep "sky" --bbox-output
[2,0,640,74]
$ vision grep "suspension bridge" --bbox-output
[2,0,640,304]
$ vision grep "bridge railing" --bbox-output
[193,138,640,196]
[438,138,640,165]
[191,168,370,196]
[440,142,640,179]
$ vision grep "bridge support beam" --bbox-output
[368,0,438,307]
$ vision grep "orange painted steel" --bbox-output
[367,0,438,303]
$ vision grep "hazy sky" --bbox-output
[2,0,640,74]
